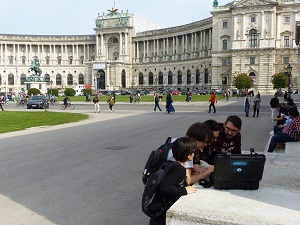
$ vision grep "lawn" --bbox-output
[56,94,225,102]
[0,111,88,134]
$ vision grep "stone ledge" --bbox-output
[285,141,300,155]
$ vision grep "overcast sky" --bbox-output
[0,0,232,35]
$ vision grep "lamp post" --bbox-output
[285,63,293,98]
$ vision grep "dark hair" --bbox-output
[225,115,242,129]
[204,119,219,131]
[186,122,213,143]
[288,107,299,117]
[172,137,196,162]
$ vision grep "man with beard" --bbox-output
[213,115,242,154]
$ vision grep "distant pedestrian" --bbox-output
[107,93,115,112]
[270,94,279,121]
[93,94,100,113]
[154,93,162,111]
[252,94,261,117]
[208,91,217,113]
[135,91,141,104]
[166,92,174,114]
[129,93,133,103]
[244,94,251,117]
[0,94,4,111]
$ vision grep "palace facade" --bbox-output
[1,0,300,94]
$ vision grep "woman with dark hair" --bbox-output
[149,137,197,225]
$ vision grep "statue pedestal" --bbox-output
[25,75,47,94]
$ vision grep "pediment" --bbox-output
[232,0,278,8]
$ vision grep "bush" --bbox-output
[64,88,76,96]
[82,89,92,96]
[47,88,59,96]
[28,88,40,96]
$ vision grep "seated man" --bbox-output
[213,115,242,154]
[273,104,289,125]
[268,107,300,152]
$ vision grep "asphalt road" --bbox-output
[0,95,276,225]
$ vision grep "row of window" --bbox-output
[221,56,290,66]
[137,70,210,85]
[0,73,84,85]
[223,16,290,28]
[2,56,86,65]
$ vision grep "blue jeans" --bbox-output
[267,133,296,152]
[244,103,250,116]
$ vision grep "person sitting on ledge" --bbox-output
[267,107,300,152]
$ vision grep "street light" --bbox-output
[285,63,293,98]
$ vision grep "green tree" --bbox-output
[232,73,254,90]
[28,88,40,96]
[64,88,76,96]
[47,88,59,96]
[271,72,288,90]
[82,88,92,96]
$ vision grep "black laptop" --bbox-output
[213,150,266,190]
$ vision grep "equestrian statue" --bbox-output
[29,59,42,76]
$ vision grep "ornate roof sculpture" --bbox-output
[231,0,278,8]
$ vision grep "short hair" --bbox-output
[186,122,213,143]
[172,137,196,162]
[204,119,219,131]
[288,107,299,117]
[225,115,242,129]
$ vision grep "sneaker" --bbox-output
[269,131,274,135]
[199,179,212,188]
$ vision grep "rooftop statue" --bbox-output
[29,59,42,76]
[213,0,218,6]
[108,7,118,16]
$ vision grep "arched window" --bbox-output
[168,71,173,85]
[20,73,26,85]
[56,74,62,85]
[139,72,143,85]
[196,69,200,84]
[249,29,258,47]
[177,71,182,84]
[187,70,191,84]
[67,74,73,85]
[204,69,209,84]
[149,72,154,85]
[158,72,163,85]
[44,74,50,83]
[79,73,84,84]
[121,70,126,88]
[222,40,228,50]
[8,73,14,85]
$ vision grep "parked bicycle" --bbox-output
[60,102,75,110]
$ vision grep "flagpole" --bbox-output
[4,52,7,98]
[15,56,19,95]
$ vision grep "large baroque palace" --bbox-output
[1,0,300,94]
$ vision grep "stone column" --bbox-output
[194,32,197,57]
[153,39,156,62]
[172,37,175,60]
[203,30,206,50]
[136,41,139,61]
[76,44,79,61]
[29,44,32,62]
[176,36,179,60]
[96,34,99,56]
[125,32,128,55]
[53,45,56,62]
[143,41,146,62]
[119,32,123,55]
[163,38,166,59]
[41,45,44,61]
[87,44,90,61]
[101,34,104,56]
[146,40,149,62]
[182,35,185,59]
[83,44,86,60]
[166,38,169,57]
[0,43,3,65]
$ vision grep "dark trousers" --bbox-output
[149,211,166,225]
[244,103,250,116]
[209,102,216,113]
[253,107,259,117]
[0,103,3,111]
[109,104,113,111]
[154,103,162,111]
[267,133,296,152]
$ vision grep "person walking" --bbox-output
[154,93,162,111]
[129,93,133,103]
[107,93,115,112]
[252,94,261,117]
[166,92,173,114]
[270,93,279,121]
[93,94,100,113]
[208,91,217,113]
[0,94,4,111]
[244,94,251,117]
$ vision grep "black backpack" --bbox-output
[142,161,176,218]
[142,137,173,184]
